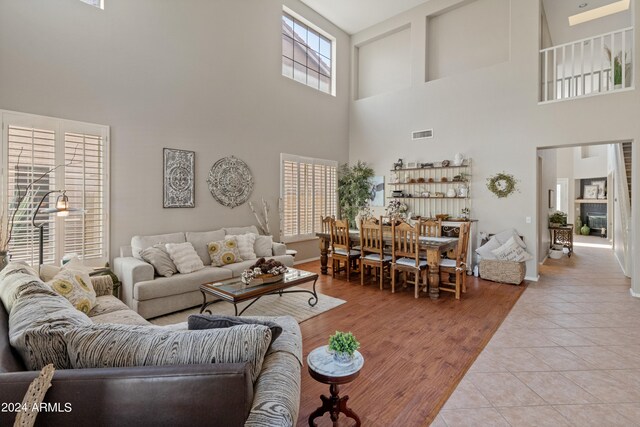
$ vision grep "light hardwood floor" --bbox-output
[433,241,639,427]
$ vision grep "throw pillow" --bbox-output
[140,244,178,277]
[208,237,243,267]
[492,237,533,262]
[47,269,97,315]
[65,323,272,384]
[475,237,501,260]
[254,235,273,258]
[494,229,526,249]
[9,280,91,370]
[226,234,257,260]
[165,242,205,274]
[187,314,283,345]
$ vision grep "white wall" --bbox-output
[427,0,510,81]
[356,26,412,99]
[349,0,640,287]
[0,0,351,261]
[573,145,609,179]
[538,149,557,262]
[556,147,576,224]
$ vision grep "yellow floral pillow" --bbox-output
[48,269,96,315]
[208,237,243,267]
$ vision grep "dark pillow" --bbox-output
[188,314,282,345]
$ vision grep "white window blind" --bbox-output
[1,111,109,266]
[280,153,337,242]
[80,0,103,9]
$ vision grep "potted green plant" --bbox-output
[549,211,567,227]
[338,162,375,228]
[328,331,360,365]
[605,47,632,89]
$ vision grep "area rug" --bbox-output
[149,286,346,326]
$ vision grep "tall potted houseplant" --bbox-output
[338,161,375,228]
[605,47,632,89]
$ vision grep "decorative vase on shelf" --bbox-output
[575,218,582,235]
[453,153,464,166]
[333,351,354,366]
[457,183,469,198]
[446,188,457,198]
[580,224,591,236]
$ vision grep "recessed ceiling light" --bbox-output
[569,0,630,26]
[579,3,588,8]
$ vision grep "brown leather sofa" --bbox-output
[0,304,256,426]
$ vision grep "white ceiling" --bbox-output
[299,0,430,34]
[542,0,632,46]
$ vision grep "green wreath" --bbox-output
[486,172,518,198]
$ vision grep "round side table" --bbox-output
[307,345,364,427]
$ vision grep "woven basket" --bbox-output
[479,259,526,285]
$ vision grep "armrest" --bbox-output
[272,242,287,256]
[0,364,252,427]
[113,257,154,308]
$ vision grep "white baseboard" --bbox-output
[539,255,548,265]
[631,288,640,298]
[294,256,320,265]
[525,275,540,282]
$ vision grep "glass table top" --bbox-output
[208,268,316,297]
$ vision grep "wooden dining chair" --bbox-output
[330,219,360,281]
[418,218,442,237]
[438,222,470,299]
[391,221,428,298]
[360,217,391,289]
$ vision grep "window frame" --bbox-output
[80,0,104,9]
[280,153,338,244]
[282,6,337,96]
[0,110,110,266]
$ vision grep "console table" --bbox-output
[549,224,574,257]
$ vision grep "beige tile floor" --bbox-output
[432,236,640,427]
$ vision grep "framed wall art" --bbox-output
[163,148,195,208]
[583,185,598,199]
[207,156,254,208]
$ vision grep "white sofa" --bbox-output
[113,226,293,319]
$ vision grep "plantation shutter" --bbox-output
[1,111,109,266]
[5,125,57,265]
[63,132,106,260]
[280,153,337,242]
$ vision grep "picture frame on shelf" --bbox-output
[591,180,606,199]
[583,185,598,199]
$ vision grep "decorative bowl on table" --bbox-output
[435,214,449,220]
[241,258,288,285]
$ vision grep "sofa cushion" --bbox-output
[254,235,273,257]
[165,242,205,274]
[131,232,186,260]
[9,280,92,370]
[475,236,501,260]
[89,295,131,318]
[140,244,178,277]
[219,255,294,277]
[208,237,244,267]
[492,237,533,262]
[0,263,40,314]
[494,229,526,249]
[90,310,150,326]
[224,225,259,236]
[226,233,257,260]
[47,269,97,315]
[186,229,226,265]
[188,314,283,345]
[66,323,272,384]
[134,266,232,301]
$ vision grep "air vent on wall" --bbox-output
[412,129,433,140]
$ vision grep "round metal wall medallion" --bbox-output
[207,156,254,208]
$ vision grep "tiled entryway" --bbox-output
[432,240,640,426]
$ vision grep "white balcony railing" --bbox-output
[540,27,634,103]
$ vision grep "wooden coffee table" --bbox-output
[199,268,319,316]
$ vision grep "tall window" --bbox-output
[1,111,109,266]
[80,0,103,9]
[282,9,335,95]
[280,153,337,242]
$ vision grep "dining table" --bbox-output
[315,230,459,299]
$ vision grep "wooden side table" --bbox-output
[549,225,574,257]
[307,346,364,427]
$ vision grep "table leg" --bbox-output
[308,384,361,427]
[427,248,440,300]
[319,236,329,275]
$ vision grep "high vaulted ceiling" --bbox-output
[300,0,430,34]
[542,0,632,46]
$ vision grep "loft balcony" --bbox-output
[540,27,634,103]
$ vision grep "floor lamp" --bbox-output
[31,190,81,267]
